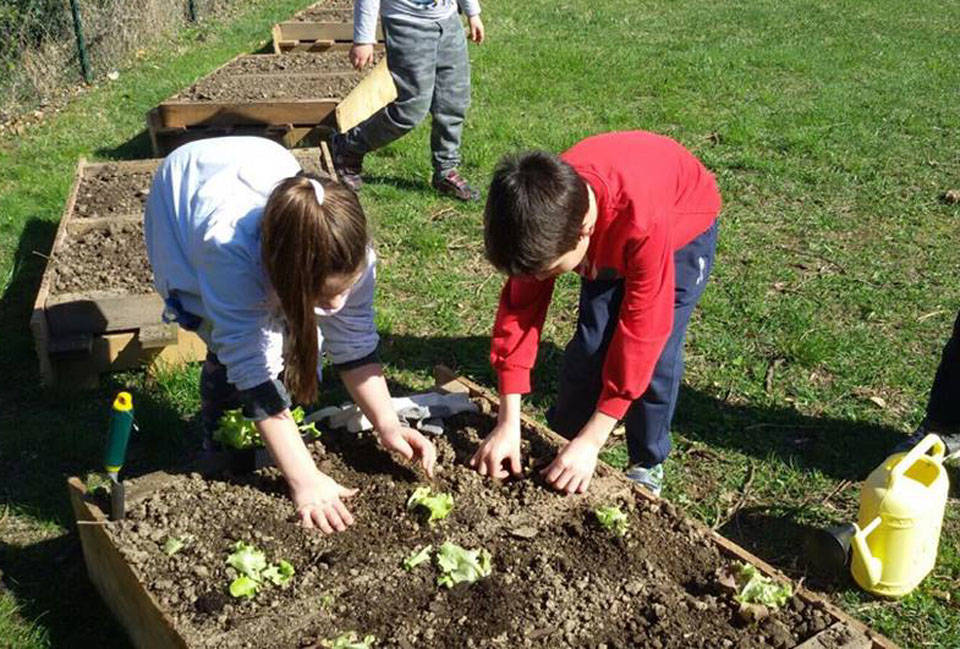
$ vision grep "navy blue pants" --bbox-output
[926,309,960,427]
[547,221,718,468]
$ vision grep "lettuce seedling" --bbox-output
[402,545,433,571]
[322,632,376,649]
[435,541,492,588]
[229,575,259,599]
[227,541,267,579]
[406,486,454,524]
[225,541,295,598]
[594,505,629,537]
[163,536,185,556]
[262,559,295,586]
[733,563,792,609]
[214,406,320,450]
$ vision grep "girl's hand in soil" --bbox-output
[541,435,602,495]
[468,15,485,44]
[292,472,359,534]
[350,43,376,70]
[376,424,437,478]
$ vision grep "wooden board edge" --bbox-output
[430,365,903,649]
[156,100,339,129]
[67,477,189,649]
[31,158,86,385]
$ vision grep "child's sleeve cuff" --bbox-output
[596,394,631,421]
[497,369,530,395]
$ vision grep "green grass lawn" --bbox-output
[2,0,959,647]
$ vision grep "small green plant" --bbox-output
[406,486,454,524]
[84,472,111,495]
[225,541,295,599]
[162,536,185,556]
[594,505,629,537]
[733,563,792,609]
[402,545,433,571]
[214,406,320,450]
[319,593,335,610]
[435,541,492,588]
[322,631,377,649]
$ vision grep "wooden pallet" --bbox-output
[148,52,391,155]
[271,3,383,54]
[31,148,333,387]
[66,367,902,649]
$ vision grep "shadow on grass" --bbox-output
[94,129,155,161]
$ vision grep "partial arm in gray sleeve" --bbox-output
[319,254,380,370]
[353,0,382,44]
[458,0,481,17]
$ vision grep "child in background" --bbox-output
[330,0,485,201]
[145,136,437,533]
[470,131,722,496]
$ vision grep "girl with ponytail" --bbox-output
[145,137,436,533]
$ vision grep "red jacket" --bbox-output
[490,131,722,419]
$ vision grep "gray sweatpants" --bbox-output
[339,11,470,174]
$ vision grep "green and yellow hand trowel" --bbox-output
[104,391,136,521]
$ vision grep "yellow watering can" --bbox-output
[850,434,950,598]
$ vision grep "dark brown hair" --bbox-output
[484,151,589,276]
[261,174,367,404]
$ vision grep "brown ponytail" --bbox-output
[261,175,367,404]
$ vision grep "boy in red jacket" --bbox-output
[469,131,721,496]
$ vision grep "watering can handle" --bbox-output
[887,433,946,488]
[851,516,884,587]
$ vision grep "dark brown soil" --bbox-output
[294,0,354,16]
[74,165,154,218]
[291,8,353,22]
[52,222,154,295]
[102,409,831,649]
[176,73,362,103]
[220,52,384,76]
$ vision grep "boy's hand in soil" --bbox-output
[350,43,376,70]
[470,393,523,479]
[468,15,485,44]
[292,471,358,534]
[542,410,617,495]
[541,436,601,495]
[377,424,437,478]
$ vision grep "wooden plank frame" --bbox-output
[431,366,902,649]
[271,22,383,54]
[66,368,901,649]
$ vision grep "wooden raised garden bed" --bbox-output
[67,367,900,648]
[147,50,389,156]
[271,0,384,54]
[31,148,333,387]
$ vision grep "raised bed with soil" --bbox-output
[292,7,353,22]
[100,406,846,649]
[73,164,153,218]
[219,52,384,76]
[176,72,364,103]
[51,221,153,296]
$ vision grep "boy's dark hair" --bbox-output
[484,151,589,276]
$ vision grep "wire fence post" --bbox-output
[68,0,92,83]
[187,0,198,22]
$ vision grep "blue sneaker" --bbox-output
[625,463,664,496]
[892,420,960,461]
